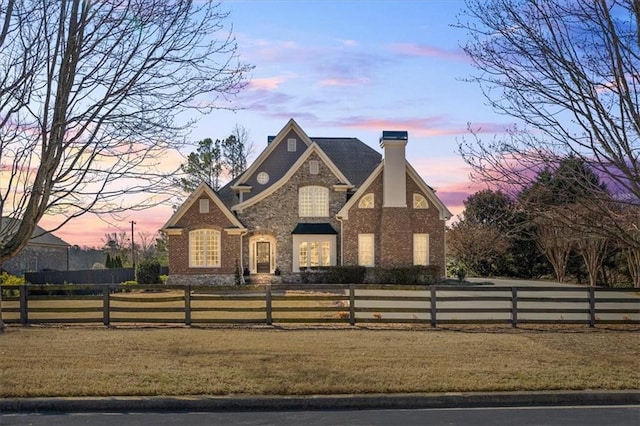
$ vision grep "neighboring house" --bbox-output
[162,119,452,284]
[0,218,70,275]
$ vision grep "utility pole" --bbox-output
[130,221,136,270]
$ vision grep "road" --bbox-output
[3,406,639,425]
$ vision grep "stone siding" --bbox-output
[237,152,345,274]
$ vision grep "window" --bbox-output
[294,235,336,271]
[309,160,319,175]
[287,138,297,152]
[199,199,209,214]
[358,193,374,209]
[298,241,332,269]
[189,229,220,267]
[358,234,375,266]
[257,172,269,185]
[413,233,429,266]
[299,186,329,217]
[413,193,428,209]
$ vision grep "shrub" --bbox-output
[136,258,162,284]
[300,266,367,284]
[373,265,441,285]
[1,271,25,298]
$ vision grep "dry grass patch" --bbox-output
[0,326,638,397]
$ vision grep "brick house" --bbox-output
[162,119,452,284]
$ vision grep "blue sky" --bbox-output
[48,0,514,246]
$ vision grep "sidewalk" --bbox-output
[2,390,639,413]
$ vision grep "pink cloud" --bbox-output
[389,43,469,62]
[247,76,288,90]
[330,116,512,138]
[39,206,174,248]
[317,77,371,87]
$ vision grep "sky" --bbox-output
[41,0,514,248]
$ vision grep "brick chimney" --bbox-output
[380,130,408,207]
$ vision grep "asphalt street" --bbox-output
[3,406,639,426]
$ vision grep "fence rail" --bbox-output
[1,284,639,327]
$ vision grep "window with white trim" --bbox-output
[358,234,375,266]
[294,235,336,271]
[413,193,428,209]
[309,160,319,175]
[358,193,374,209]
[199,199,209,213]
[413,233,429,266]
[189,229,220,267]
[287,138,297,152]
[299,185,329,217]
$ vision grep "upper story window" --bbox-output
[413,193,428,209]
[189,229,220,268]
[257,172,269,185]
[358,193,374,209]
[287,138,297,152]
[309,160,319,175]
[199,199,209,213]
[299,185,329,217]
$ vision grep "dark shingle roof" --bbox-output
[0,217,69,247]
[291,223,338,235]
[216,137,382,209]
[312,137,381,187]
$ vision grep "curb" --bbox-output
[2,391,639,413]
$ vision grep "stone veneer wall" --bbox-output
[341,171,447,275]
[236,152,346,274]
[165,273,236,286]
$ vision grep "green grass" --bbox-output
[0,326,638,397]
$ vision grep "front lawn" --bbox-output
[0,326,637,397]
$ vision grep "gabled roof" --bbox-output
[313,137,381,188]
[336,162,453,221]
[232,142,352,212]
[161,183,246,231]
[235,118,313,186]
[406,163,453,220]
[0,217,69,247]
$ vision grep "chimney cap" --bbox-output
[380,130,408,141]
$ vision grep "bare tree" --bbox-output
[457,0,640,249]
[447,220,510,276]
[533,213,574,283]
[0,0,251,264]
[576,235,608,287]
[225,124,254,180]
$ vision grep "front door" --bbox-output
[256,242,271,273]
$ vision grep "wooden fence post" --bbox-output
[102,285,110,326]
[511,287,518,328]
[430,285,437,327]
[349,284,355,326]
[265,284,272,325]
[185,285,192,326]
[19,285,28,326]
[588,286,595,328]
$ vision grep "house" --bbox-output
[0,218,71,275]
[162,119,452,284]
